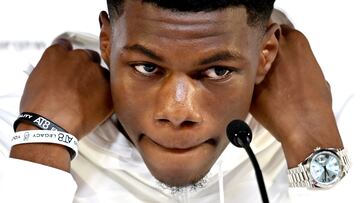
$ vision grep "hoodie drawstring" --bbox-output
[218,159,224,203]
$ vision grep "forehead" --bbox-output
[112,1,262,58]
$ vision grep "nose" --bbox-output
[154,75,202,128]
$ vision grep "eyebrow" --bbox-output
[123,44,245,66]
[123,44,164,62]
[199,51,245,65]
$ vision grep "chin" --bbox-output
[139,144,218,187]
[141,148,217,187]
[136,133,226,187]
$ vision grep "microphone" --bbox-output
[226,120,269,203]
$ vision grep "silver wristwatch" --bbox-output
[288,147,351,189]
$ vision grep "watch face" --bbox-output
[309,150,342,187]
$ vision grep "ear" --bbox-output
[255,23,280,84]
[99,11,111,67]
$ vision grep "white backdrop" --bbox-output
[0,1,359,202]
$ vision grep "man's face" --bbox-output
[105,1,267,187]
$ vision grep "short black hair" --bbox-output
[107,0,275,27]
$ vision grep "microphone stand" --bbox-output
[240,137,269,203]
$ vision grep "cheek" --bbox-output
[202,78,255,124]
[110,68,156,138]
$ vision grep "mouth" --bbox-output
[139,133,217,153]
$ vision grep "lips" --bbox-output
[141,136,216,157]
[150,139,199,153]
[139,133,216,151]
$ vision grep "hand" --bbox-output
[19,38,113,139]
[10,38,113,171]
[250,25,343,167]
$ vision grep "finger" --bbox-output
[84,49,101,64]
[51,38,73,51]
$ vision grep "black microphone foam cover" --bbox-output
[226,120,252,148]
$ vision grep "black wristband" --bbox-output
[13,112,68,133]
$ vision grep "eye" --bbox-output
[132,63,159,76]
[203,66,233,80]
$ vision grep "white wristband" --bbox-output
[11,130,79,160]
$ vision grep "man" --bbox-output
[0,0,348,202]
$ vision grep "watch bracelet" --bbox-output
[287,148,350,188]
[288,164,312,188]
[337,149,351,174]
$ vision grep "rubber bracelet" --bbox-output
[11,130,79,160]
[13,112,67,132]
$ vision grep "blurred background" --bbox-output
[0,0,359,202]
